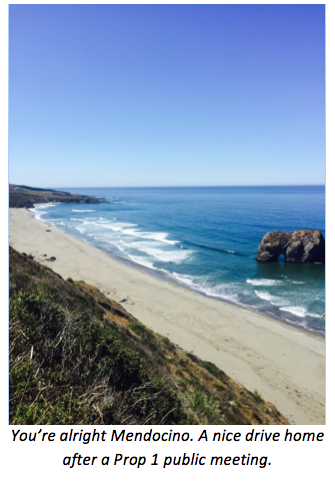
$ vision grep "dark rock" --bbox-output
[24,201,35,209]
[98,301,112,311]
[256,230,325,263]
[46,256,56,262]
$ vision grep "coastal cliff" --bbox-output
[9,184,101,208]
[9,246,288,425]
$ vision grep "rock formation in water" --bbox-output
[256,230,325,263]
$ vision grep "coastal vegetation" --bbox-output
[9,246,288,425]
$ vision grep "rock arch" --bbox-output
[256,230,325,263]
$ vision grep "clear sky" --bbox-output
[9,4,325,188]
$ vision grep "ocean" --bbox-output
[30,186,325,335]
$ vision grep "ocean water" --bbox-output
[30,186,325,334]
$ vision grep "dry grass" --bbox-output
[9,246,288,425]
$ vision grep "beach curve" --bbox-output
[9,208,325,424]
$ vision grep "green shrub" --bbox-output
[252,390,264,404]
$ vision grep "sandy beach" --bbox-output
[9,208,325,424]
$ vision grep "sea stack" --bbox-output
[256,230,325,263]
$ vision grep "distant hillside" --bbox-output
[9,184,101,208]
[9,246,288,425]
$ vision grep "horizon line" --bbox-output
[10,183,326,190]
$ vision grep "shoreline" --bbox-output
[102,251,325,339]
[9,208,325,424]
[30,204,325,337]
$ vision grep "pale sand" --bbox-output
[9,208,325,424]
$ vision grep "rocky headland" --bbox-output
[9,184,102,208]
[256,230,325,263]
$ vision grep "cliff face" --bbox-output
[9,246,288,425]
[256,230,325,263]
[9,184,101,208]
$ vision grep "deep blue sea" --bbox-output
[30,186,325,334]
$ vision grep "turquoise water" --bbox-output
[31,186,325,334]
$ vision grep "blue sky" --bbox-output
[9,4,325,188]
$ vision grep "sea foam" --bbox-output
[247,278,283,287]
[254,290,287,306]
[72,209,95,213]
